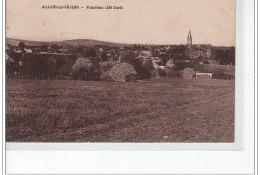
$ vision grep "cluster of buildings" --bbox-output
[186,30,212,60]
[6,44,75,55]
[108,29,214,70]
[6,29,215,71]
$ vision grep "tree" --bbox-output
[51,44,61,53]
[72,58,101,80]
[142,59,154,79]
[56,55,77,76]
[122,51,137,63]
[100,52,108,62]
[18,42,25,48]
[231,47,235,65]
[45,57,57,76]
[84,48,96,57]
[77,46,84,53]
[215,47,235,65]
[133,44,137,51]
[18,42,26,52]
[213,68,226,79]
[6,53,19,73]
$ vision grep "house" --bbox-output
[152,60,165,69]
[157,62,166,69]
[188,46,211,59]
[24,48,32,53]
[151,57,162,62]
[59,48,69,54]
[195,73,212,79]
[13,48,22,53]
[166,59,175,67]
[140,50,151,57]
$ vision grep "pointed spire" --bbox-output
[187,28,192,49]
[187,29,192,39]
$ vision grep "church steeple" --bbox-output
[187,29,192,49]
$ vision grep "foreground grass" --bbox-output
[6,78,234,142]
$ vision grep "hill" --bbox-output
[6,38,133,47]
[6,38,47,46]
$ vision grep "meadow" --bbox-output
[6,78,235,142]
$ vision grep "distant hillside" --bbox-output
[6,38,48,46]
[6,38,133,47]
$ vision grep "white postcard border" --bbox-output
[2,0,256,174]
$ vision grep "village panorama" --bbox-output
[6,30,235,142]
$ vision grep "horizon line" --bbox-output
[5,37,236,47]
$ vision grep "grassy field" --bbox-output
[6,78,234,142]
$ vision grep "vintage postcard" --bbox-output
[6,0,236,143]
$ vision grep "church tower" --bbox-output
[187,29,192,49]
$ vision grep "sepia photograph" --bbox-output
[5,0,236,143]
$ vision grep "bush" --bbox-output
[56,55,77,76]
[72,58,101,80]
[213,68,226,79]
[158,68,166,77]
[100,61,116,72]
[150,69,158,78]
[129,58,154,79]
[142,59,154,78]
[175,61,197,70]
[165,67,181,78]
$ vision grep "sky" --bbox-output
[6,0,236,46]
